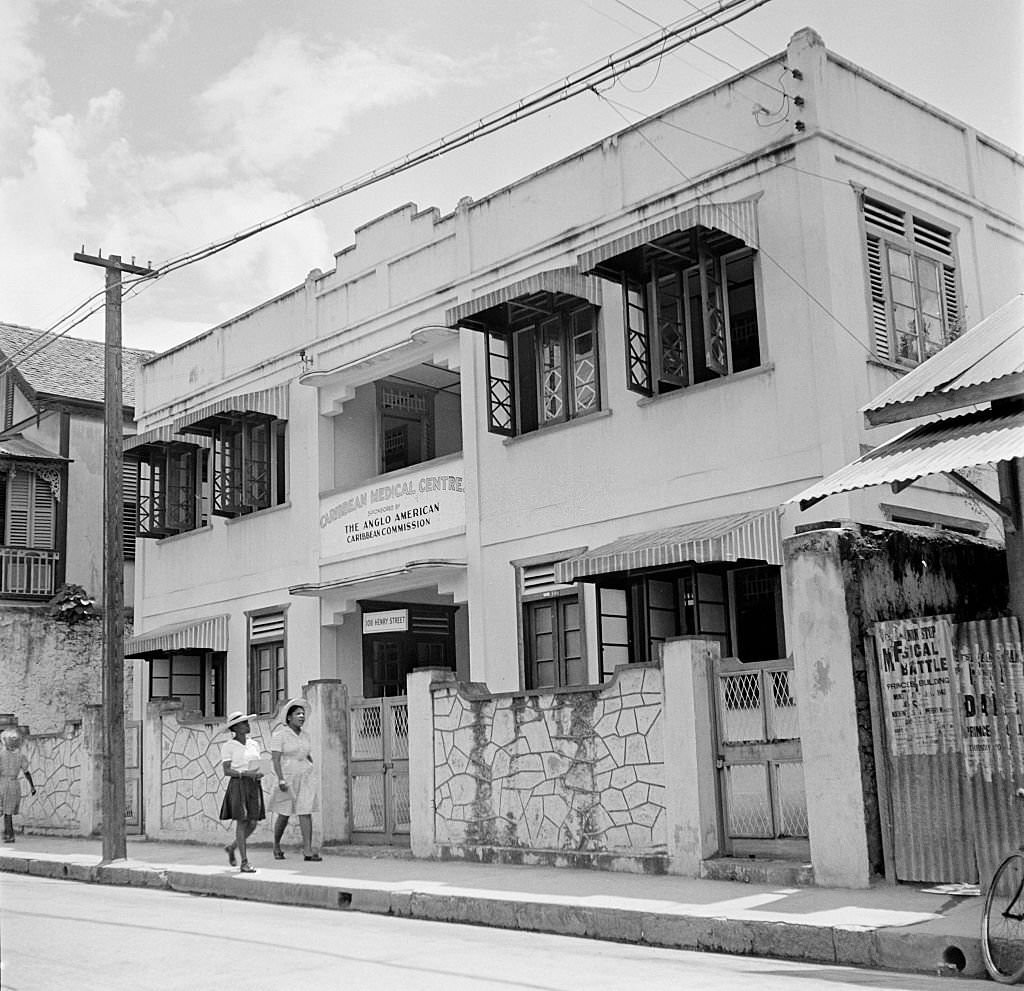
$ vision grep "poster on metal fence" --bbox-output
[953,617,1024,781]
[873,616,957,757]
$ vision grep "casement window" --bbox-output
[136,443,207,538]
[623,245,760,396]
[519,560,585,689]
[485,304,600,436]
[1,468,56,549]
[212,416,286,517]
[248,610,287,714]
[150,652,225,717]
[596,564,785,677]
[862,194,961,366]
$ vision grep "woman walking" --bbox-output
[269,698,321,862]
[1,728,35,843]
[219,712,265,873]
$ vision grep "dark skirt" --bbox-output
[219,777,266,823]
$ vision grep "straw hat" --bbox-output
[279,698,307,723]
[224,711,256,731]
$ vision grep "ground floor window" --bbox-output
[248,610,287,714]
[524,596,583,690]
[596,563,785,676]
[149,651,225,716]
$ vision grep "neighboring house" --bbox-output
[127,29,1024,877]
[0,323,151,731]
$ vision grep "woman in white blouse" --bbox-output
[219,712,265,873]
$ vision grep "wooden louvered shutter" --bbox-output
[30,474,54,548]
[2,375,13,430]
[5,472,31,547]
[123,456,139,558]
[864,233,891,361]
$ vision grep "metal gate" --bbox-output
[124,721,143,834]
[715,658,809,858]
[349,697,410,844]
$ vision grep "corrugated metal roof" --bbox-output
[0,322,154,407]
[792,408,1024,508]
[863,293,1024,419]
[554,507,782,583]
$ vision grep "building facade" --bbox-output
[127,29,1024,878]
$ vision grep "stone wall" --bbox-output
[428,664,666,868]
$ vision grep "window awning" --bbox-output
[124,425,212,454]
[125,614,229,657]
[554,508,782,583]
[791,408,1024,510]
[289,558,466,597]
[176,384,289,436]
[578,199,759,279]
[445,268,602,329]
[0,433,69,463]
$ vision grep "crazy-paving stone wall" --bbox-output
[154,707,276,843]
[17,720,85,834]
[432,664,665,858]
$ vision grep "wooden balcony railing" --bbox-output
[0,547,60,597]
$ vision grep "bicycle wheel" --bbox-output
[983,851,1024,984]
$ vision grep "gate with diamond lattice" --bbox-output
[349,697,410,844]
[715,657,810,859]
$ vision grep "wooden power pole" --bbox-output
[73,251,153,863]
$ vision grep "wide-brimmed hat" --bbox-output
[279,697,307,723]
[0,727,21,745]
[225,711,256,730]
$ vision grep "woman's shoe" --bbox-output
[303,853,322,862]
[239,861,256,874]
[224,844,237,866]
[2,836,13,844]
[273,847,285,860]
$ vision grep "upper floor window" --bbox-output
[212,416,287,517]
[862,194,961,366]
[136,442,208,539]
[485,303,600,436]
[376,370,461,474]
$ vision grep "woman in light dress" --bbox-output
[270,698,321,861]
[0,728,35,843]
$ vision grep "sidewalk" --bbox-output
[0,835,986,980]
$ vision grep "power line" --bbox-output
[3,0,775,379]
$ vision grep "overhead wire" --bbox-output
[3,0,776,378]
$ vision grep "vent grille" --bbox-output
[410,611,451,636]
[912,216,954,257]
[863,197,905,237]
[521,561,576,597]
[250,611,285,642]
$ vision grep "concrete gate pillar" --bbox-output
[785,530,872,888]
[407,667,455,859]
[662,637,721,875]
[304,679,350,846]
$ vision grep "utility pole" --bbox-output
[73,250,153,863]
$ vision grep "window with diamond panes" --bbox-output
[484,303,599,437]
[862,193,961,366]
[136,443,206,539]
[624,245,761,397]
[213,417,286,517]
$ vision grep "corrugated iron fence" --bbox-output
[870,615,1024,885]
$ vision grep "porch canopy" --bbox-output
[176,384,289,436]
[445,268,602,331]
[0,433,69,463]
[125,613,229,657]
[554,507,782,584]
[578,199,759,282]
[792,408,1024,512]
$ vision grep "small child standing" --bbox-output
[0,728,35,843]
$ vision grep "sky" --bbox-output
[1,0,1021,356]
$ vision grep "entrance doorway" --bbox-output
[714,657,809,859]
[359,601,458,697]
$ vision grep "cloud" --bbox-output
[197,34,455,174]
[136,8,174,65]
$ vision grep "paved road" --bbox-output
[0,874,992,990]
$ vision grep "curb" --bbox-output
[0,855,983,979]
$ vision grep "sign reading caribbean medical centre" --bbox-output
[320,460,465,559]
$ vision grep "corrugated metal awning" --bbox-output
[578,199,759,276]
[125,614,229,656]
[176,384,289,435]
[791,408,1024,510]
[124,424,213,454]
[445,268,602,328]
[554,508,782,583]
[863,293,1024,425]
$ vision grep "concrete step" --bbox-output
[700,856,815,887]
